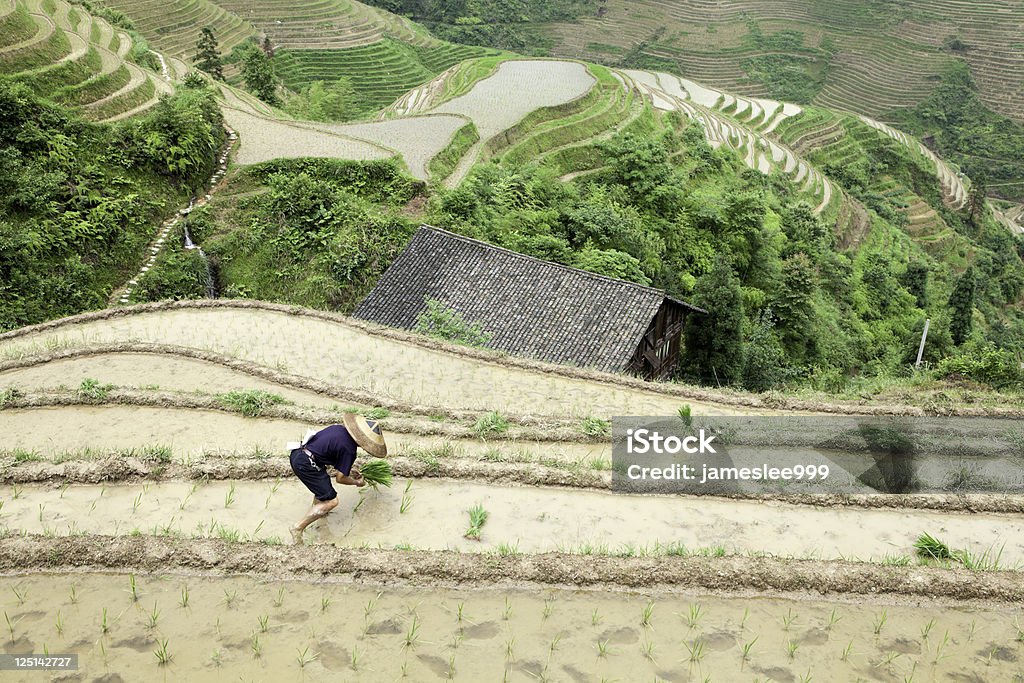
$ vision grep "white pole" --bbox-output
[915,318,930,368]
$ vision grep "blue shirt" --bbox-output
[304,425,358,476]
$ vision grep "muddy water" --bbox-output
[0,353,340,408]
[0,572,1020,682]
[0,406,609,464]
[1,479,1020,564]
[0,308,768,416]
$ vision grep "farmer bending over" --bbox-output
[289,414,388,545]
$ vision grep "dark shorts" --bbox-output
[290,448,337,501]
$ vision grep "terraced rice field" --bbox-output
[93,0,256,59]
[0,0,171,120]
[1,302,1022,681]
[542,0,1024,122]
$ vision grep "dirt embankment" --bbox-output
[1,535,1021,605]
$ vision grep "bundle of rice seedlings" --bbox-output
[359,459,393,489]
[914,532,953,560]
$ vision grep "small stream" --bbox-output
[183,209,217,298]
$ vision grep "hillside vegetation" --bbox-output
[3,0,1023,399]
[0,77,225,329]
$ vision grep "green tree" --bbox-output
[948,266,976,346]
[901,261,929,308]
[573,247,651,285]
[284,78,357,121]
[682,256,745,385]
[194,27,223,81]
[242,48,279,106]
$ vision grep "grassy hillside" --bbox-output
[0,75,225,330]
[379,0,1024,201]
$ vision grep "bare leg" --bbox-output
[291,497,339,544]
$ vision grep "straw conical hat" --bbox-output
[343,413,388,457]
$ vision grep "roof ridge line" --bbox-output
[419,224,697,308]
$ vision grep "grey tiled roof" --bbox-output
[353,225,699,373]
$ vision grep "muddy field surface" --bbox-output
[0,307,760,417]
[1,479,1020,565]
[0,571,1020,682]
[0,352,340,408]
[0,406,608,464]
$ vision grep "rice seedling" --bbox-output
[132,492,143,514]
[496,541,519,556]
[504,638,514,661]
[921,618,935,640]
[465,504,489,540]
[446,653,456,679]
[272,587,285,608]
[684,638,705,663]
[360,459,394,488]
[250,633,262,658]
[502,597,512,620]
[403,615,421,649]
[474,411,509,437]
[872,609,888,636]
[147,603,160,629]
[542,597,555,619]
[350,646,362,671]
[678,404,693,428]
[826,608,841,631]
[100,608,109,634]
[967,619,977,641]
[580,416,610,437]
[740,607,750,630]
[3,611,16,642]
[154,639,172,665]
[597,639,612,658]
[178,484,198,511]
[642,638,656,662]
[742,636,758,661]
[914,533,953,560]
[798,670,812,683]
[841,641,853,661]
[295,646,316,668]
[224,483,236,508]
[321,596,331,612]
[11,484,22,500]
[68,583,78,605]
[59,482,70,498]
[641,601,655,628]
[455,600,466,624]
[258,615,269,633]
[932,631,950,664]
[53,610,64,637]
[782,608,797,631]
[548,633,562,655]
[878,650,901,667]
[179,585,189,608]
[591,608,602,626]
[400,480,414,514]
[786,640,799,659]
[11,584,26,605]
[223,589,238,608]
[128,574,139,602]
[1014,618,1024,642]
[364,593,380,620]
[685,603,704,629]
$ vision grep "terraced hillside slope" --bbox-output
[537,0,1023,123]
[0,0,172,120]
[1,302,1022,681]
